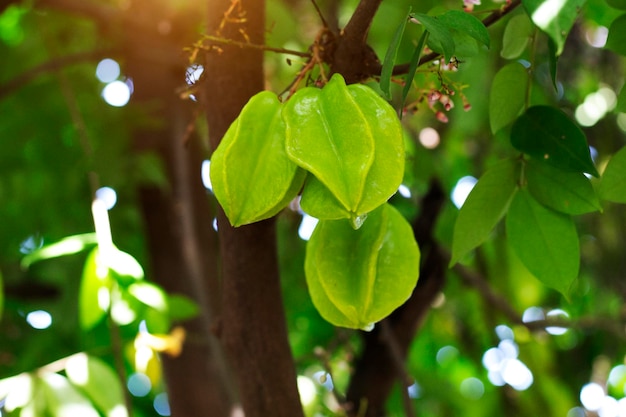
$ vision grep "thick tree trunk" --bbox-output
[201,0,305,416]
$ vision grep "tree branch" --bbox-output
[202,0,305,415]
[341,0,382,45]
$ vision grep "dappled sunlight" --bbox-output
[531,0,567,28]
[575,87,617,127]
[65,353,89,386]
[297,375,317,406]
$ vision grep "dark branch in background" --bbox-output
[345,180,447,417]
[454,261,626,339]
[391,0,522,75]
[0,50,114,100]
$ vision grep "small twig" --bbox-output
[200,34,311,57]
[310,0,328,28]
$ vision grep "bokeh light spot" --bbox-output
[127,373,152,397]
[298,214,319,241]
[580,382,605,411]
[451,176,477,208]
[419,127,440,149]
[154,393,170,416]
[96,58,121,83]
[102,80,131,107]
[460,377,485,399]
[96,187,117,210]
[202,160,213,191]
[26,310,52,329]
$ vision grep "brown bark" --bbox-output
[201,0,305,416]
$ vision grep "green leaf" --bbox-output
[305,204,420,330]
[66,354,126,417]
[450,158,519,265]
[21,233,98,268]
[526,158,601,214]
[0,268,3,322]
[107,249,144,285]
[380,10,409,100]
[606,0,626,10]
[128,281,168,312]
[413,13,456,62]
[506,189,579,296]
[522,0,586,55]
[1,373,34,412]
[79,248,109,330]
[168,294,200,321]
[285,74,404,226]
[41,373,101,417]
[607,0,626,9]
[402,30,429,111]
[489,62,529,133]
[440,10,491,48]
[606,14,626,56]
[501,14,533,59]
[599,146,626,203]
[548,37,559,90]
[511,106,599,176]
[210,90,306,227]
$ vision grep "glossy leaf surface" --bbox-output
[511,106,599,176]
[41,373,101,417]
[506,189,579,296]
[599,146,626,203]
[501,14,533,59]
[490,62,529,133]
[522,0,585,55]
[66,354,126,417]
[606,14,626,56]
[413,13,455,61]
[286,74,404,225]
[380,10,409,99]
[450,158,519,265]
[21,233,98,268]
[210,90,305,227]
[305,204,420,329]
[79,248,109,330]
[526,159,601,214]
